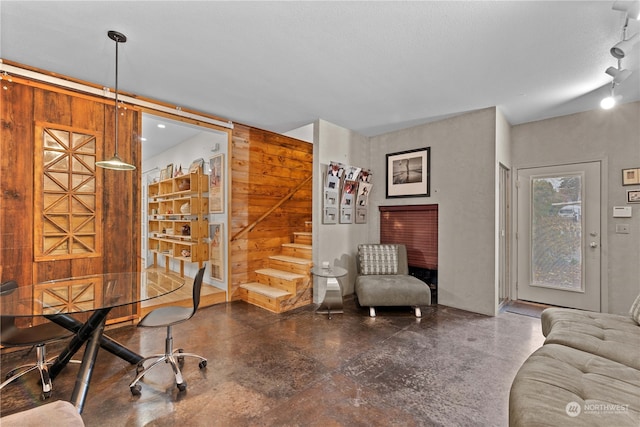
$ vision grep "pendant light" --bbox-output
[97,30,136,171]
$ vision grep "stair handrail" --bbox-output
[231,175,312,242]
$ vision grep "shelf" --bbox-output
[147,171,209,272]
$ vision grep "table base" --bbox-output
[316,277,343,319]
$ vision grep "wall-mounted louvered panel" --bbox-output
[379,205,438,270]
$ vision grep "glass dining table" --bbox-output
[0,270,184,413]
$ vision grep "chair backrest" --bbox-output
[0,280,18,295]
[357,244,410,276]
[191,265,206,316]
[0,280,19,342]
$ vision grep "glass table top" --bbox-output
[0,271,185,317]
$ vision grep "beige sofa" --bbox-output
[509,298,640,426]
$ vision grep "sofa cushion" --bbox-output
[541,308,640,370]
[510,343,640,427]
[355,275,431,307]
[630,294,640,325]
[0,400,85,427]
[358,244,398,275]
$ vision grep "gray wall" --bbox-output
[368,108,500,316]
[511,101,640,315]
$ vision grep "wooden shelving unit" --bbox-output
[148,171,209,276]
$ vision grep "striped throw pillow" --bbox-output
[630,294,640,325]
[359,244,398,275]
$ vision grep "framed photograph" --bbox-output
[622,168,640,185]
[189,158,205,173]
[627,189,640,203]
[386,147,431,198]
[166,163,174,179]
[209,222,224,281]
[159,168,168,181]
[209,154,224,213]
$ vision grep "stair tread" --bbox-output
[240,282,291,298]
[255,268,306,280]
[293,232,312,235]
[282,243,312,249]
[269,255,313,265]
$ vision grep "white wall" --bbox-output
[142,129,229,290]
[512,101,640,314]
[312,119,370,301]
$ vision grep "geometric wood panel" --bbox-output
[34,122,103,260]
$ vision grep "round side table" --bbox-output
[312,266,348,319]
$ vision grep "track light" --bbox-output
[613,0,640,20]
[610,32,639,59]
[600,83,622,110]
[605,66,632,84]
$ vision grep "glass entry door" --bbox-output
[516,162,601,311]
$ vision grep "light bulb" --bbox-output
[600,96,616,109]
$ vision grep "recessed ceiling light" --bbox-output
[141,137,147,141]
[157,124,166,129]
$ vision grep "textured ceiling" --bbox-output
[1,1,639,144]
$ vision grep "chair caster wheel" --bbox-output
[41,390,52,400]
[130,384,142,396]
[177,382,187,392]
[198,360,207,369]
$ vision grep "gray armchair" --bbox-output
[355,244,431,317]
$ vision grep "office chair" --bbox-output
[0,280,74,399]
[129,266,208,395]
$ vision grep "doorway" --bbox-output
[516,161,601,311]
[499,164,510,306]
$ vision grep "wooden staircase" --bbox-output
[238,222,313,313]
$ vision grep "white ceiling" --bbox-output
[1,1,639,146]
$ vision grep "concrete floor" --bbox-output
[0,299,544,426]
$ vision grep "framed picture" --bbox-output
[166,163,174,179]
[209,154,224,213]
[209,222,224,281]
[622,168,640,185]
[159,168,168,181]
[189,158,205,174]
[628,189,640,203]
[386,147,430,198]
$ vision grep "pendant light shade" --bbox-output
[97,30,136,171]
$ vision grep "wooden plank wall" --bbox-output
[0,79,141,322]
[230,124,313,300]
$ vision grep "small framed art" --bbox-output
[622,168,640,185]
[209,154,224,213]
[627,189,640,203]
[209,222,224,281]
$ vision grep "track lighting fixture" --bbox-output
[96,30,136,171]
[605,66,632,84]
[610,32,639,59]
[612,0,640,20]
[601,1,639,109]
[600,84,618,110]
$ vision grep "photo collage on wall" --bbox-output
[323,161,372,224]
